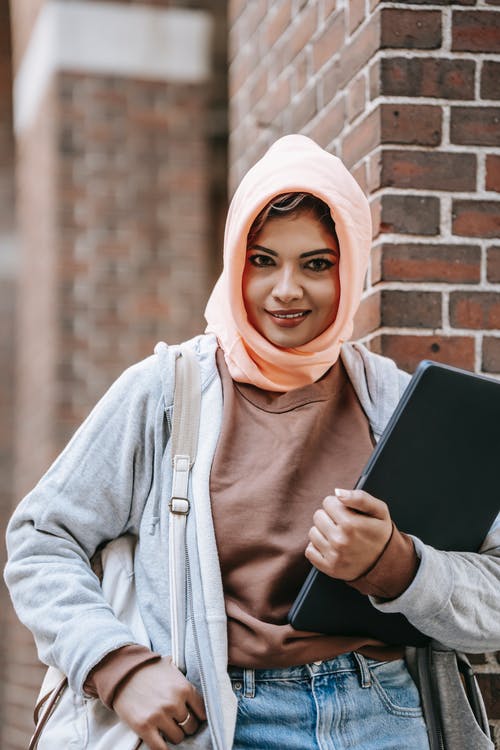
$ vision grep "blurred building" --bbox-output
[1,0,227,745]
[1,0,499,747]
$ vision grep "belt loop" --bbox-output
[243,668,255,698]
[353,653,372,688]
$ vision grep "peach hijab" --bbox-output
[204,135,372,392]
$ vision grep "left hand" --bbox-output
[305,488,393,581]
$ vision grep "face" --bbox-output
[242,211,340,348]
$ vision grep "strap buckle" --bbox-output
[169,497,190,515]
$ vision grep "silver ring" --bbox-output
[178,712,191,729]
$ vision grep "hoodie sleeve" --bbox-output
[4,355,166,695]
[369,513,500,652]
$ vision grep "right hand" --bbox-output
[112,656,206,749]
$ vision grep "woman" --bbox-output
[5,135,499,750]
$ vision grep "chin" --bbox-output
[261,328,313,349]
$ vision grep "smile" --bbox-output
[265,310,312,329]
[267,310,310,319]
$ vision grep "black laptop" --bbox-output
[288,360,500,646]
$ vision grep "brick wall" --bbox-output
[229,0,500,743]
[229,0,500,376]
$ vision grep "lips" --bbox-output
[265,309,311,327]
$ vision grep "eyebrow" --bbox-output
[249,244,339,259]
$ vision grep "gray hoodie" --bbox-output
[5,334,500,749]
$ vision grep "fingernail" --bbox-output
[335,487,350,499]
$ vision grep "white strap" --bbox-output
[169,347,201,673]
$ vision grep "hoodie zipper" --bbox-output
[185,536,225,750]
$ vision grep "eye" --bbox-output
[247,253,275,268]
[304,257,335,272]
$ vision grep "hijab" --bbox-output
[204,134,372,391]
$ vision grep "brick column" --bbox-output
[229,0,500,743]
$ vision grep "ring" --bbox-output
[178,711,191,729]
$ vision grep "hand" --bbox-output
[305,488,393,581]
[112,656,206,749]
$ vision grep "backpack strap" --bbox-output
[168,345,201,673]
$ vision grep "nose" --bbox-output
[271,266,303,303]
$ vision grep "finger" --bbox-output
[334,488,389,520]
[313,506,339,536]
[305,542,330,574]
[308,525,330,554]
[321,496,355,526]
[176,708,199,736]
[186,686,207,722]
[146,728,171,750]
[157,716,184,745]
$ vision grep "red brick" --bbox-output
[292,50,309,97]
[342,108,380,167]
[450,292,500,329]
[322,61,340,104]
[266,0,293,48]
[487,245,500,282]
[339,12,379,87]
[371,243,382,284]
[450,107,500,147]
[481,61,500,100]
[466,653,488,665]
[476,674,500,718]
[352,291,381,338]
[380,243,481,283]
[380,9,441,49]
[452,200,500,238]
[367,148,382,193]
[232,0,268,51]
[381,150,476,192]
[388,0,475,4]
[349,0,365,34]
[229,0,247,23]
[248,68,268,109]
[346,75,366,123]
[291,86,318,131]
[256,74,291,125]
[380,57,475,100]
[323,0,338,20]
[486,155,500,192]
[229,50,253,98]
[351,160,368,194]
[279,4,318,69]
[305,97,345,147]
[380,194,440,236]
[452,10,500,53]
[312,10,345,72]
[369,58,380,100]
[382,290,441,328]
[380,104,442,146]
[379,334,475,373]
[483,337,500,373]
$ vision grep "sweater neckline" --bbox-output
[216,348,345,413]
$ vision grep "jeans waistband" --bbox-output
[228,652,377,688]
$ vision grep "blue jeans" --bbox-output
[229,653,430,750]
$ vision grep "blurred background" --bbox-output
[1,0,499,746]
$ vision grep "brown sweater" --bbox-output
[211,349,417,667]
[85,351,418,703]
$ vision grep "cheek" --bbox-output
[242,270,260,319]
[318,275,341,318]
